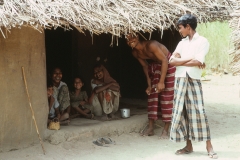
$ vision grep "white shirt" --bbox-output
[171,32,209,79]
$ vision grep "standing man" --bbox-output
[169,14,217,159]
[126,34,176,138]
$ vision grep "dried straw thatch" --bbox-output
[0,0,234,38]
[229,1,240,75]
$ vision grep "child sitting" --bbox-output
[70,77,94,119]
[47,82,69,125]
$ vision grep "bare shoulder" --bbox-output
[145,40,160,48]
[146,40,167,52]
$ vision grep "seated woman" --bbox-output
[50,67,71,123]
[70,77,94,119]
[47,82,69,125]
[89,64,120,120]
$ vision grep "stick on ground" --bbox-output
[21,66,46,155]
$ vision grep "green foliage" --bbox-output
[197,21,233,71]
[201,69,206,78]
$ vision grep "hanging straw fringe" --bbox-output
[229,3,240,74]
[0,0,235,38]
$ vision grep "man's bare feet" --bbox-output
[140,128,154,136]
[158,130,169,139]
[175,146,193,155]
[176,140,193,155]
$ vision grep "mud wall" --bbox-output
[0,27,48,152]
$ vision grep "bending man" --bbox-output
[126,34,176,138]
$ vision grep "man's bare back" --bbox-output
[132,40,169,61]
[126,34,169,93]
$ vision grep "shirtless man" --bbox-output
[126,34,176,138]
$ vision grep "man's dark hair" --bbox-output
[177,14,197,30]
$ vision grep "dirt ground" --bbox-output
[0,74,239,160]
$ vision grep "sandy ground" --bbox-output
[0,74,240,160]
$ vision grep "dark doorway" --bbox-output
[45,27,181,99]
[45,28,73,86]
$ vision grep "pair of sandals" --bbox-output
[175,147,218,159]
[92,137,115,147]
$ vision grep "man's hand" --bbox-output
[198,62,206,69]
[146,86,151,95]
[173,53,181,58]
[156,82,165,93]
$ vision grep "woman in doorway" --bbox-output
[51,67,71,124]
[89,64,120,120]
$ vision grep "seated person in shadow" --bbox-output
[50,67,71,124]
[47,82,70,125]
[70,76,94,119]
[89,64,120,120]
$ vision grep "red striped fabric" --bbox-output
[147,53,176,122]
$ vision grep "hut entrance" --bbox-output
[45,28,181,99]
[45,28,73,86]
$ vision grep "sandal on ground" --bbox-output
[175,147,193,155]
[92,140,104,146]
[208,152,218,159]
[101,137,115,144]
[93,137,115,147]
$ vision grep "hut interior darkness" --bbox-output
[45,28,182,99]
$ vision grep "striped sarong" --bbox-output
[148,53,176,122]
[170,74,211,142]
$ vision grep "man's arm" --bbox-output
[169,52,192,66]
[181,59,202,66]
[148,42,168,92]
[171,38,209,67]
[183,39,209,67]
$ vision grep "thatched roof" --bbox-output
[229,1,240,75]
[0,0,234,38]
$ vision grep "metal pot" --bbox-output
[120,108,130,118]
